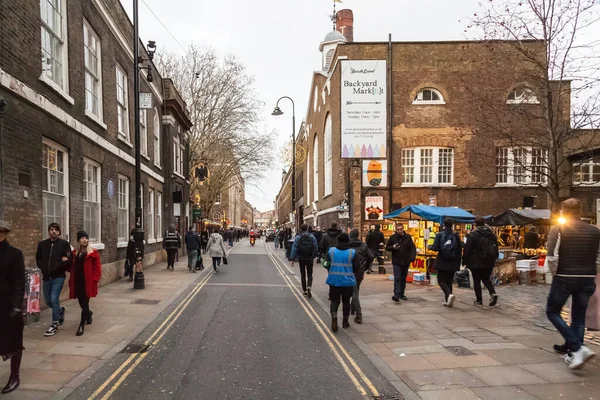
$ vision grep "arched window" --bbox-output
[507,87,539,104]
[306,148,311,203]
[313,136,319,201]
[324,114,333,196]
[413,88,445,105]
[153,107,161,167]
[313,86,319,112]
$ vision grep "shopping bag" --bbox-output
[223,256,228,265]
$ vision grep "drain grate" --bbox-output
[120,343,150,354]
[445,346,476,356]
[370,395,402,400]
[132,299,161,305]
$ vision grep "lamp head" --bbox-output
[271,106,284,116]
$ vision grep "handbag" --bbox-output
[222,256,228,265]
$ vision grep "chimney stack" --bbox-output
[336,9,354,43]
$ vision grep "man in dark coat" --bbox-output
[366,224,385,273]
[0,220,25,394]
[386,224,416,302]
[320,222,342,256]
[163,225,181,270]
[429,218,463,308]
[348,229,375,323]
[464,217,499,306]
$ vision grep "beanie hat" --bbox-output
[349,229,360,239]
[443,217,454,228]
[77,230,89,241]
[338,233,350,243]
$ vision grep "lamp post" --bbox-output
[272,96,296,231]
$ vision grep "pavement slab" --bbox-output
[417,388,481,400]
[470,386,538,400]
[481,348,560,365]
[423,352,502,369]
[399,368,487,391]
[519,362,600,384]
[467,365,547,386]
[518,382,600,399]
[381,354,437,371]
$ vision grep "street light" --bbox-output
[272,96,296,231]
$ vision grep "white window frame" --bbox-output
[306,149,311,204]
[42,138,70,241]
[117,175,129,246]
[173,135,183,176]
[401,147,455,186]
[140,109,148,157]
[156,191,163,240]
[148,188,155,243]
[324,114,333,197]
[83,21,105,128]
[83,158,102,248]
[179,143,185,178]
[495,147,548,186]
[216,193,222,204]
[116,65,130,143]
[313,136,319,201]
[507,87,540,104]
[572,159,600,186]
[153,108,161,168]
[412,88,445,105]
[40,0,73,104]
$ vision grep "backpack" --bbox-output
[477,233,499,263]
[439,231,458,261]
[298,234,314,258]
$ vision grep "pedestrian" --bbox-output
[163,225,181,270]
[463,217,499,306]
[36,222,72,337]
[274,229,280,249]
[206,230,227,274]
[312,227,323,263]
[524,226,540,249]
[277,229,285,249]
[290,224,319,298]
[185,226,201,273]
[324,233,361,332]
[546,198,599,369]
[320,222,342,256]
[125,229,136,282]
[366,224,385,274]
[428,218,462,308]
[201,229,209,254]
[68,231,102,336]
[386,223,416,303]
[348,229,374,324]
[0,220,25,394]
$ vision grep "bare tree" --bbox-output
[466,0,600,212]
[156,45,274,216]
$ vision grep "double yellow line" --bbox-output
[266,245,380,398]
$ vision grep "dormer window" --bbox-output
[507,87,539,104]
[413,88,445,105]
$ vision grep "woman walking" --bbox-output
[0,220,25,394]
[125,229,136,282]
[206,230,227,274]
[68,231,102,336]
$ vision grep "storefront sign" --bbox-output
[408,220,419,228]
[429,195,437,207]
[139,92,153,109]
[341,60,387,159]
[174,203,181,217]
[362,160,388,187]
[365,196,384,220]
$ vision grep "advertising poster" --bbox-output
[362,160,388,187]
[365,196,384,220]
[341,60,387,158]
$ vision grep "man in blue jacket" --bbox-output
[290,224,319,298]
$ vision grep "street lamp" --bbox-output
[272,96,296,231]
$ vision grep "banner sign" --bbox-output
[365,196,384,220]
[341,60,387,159]
[362,160,388,187]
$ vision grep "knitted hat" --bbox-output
[77,230,89,241]
[338,233,350,243]
[349,229,360,239]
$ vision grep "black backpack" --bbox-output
[439,231,458,261]
[298,234,314,258]
[477,233,499,263]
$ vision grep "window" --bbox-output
[173,136,182,175]
[216,193,222,204]
[118,176,129,242]
[507,87,539,104]
[148,189,155,239]
[324,115,333,196]
[140,183,144,227]
[413,88,445,105]
[573,159,600,185]
[42,140,69,239]
[40,0,68,90]
[179,143,185,176]
[496,147,548,185]
[83,159,101,244]
[313,136,319,200]
[401,147,454,186]
[156,192,162,239]
[116,66,129,141]
[153,108,161,167]
[140,110,148,156]
[307,149,311,203]
[83,22,102,120]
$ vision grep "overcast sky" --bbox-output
[119,0,595,212]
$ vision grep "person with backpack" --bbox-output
[290,224,319,298]
[386,224,416,302]
[348,229,374,323]
[429,218,463,308]
[464,217,499,306]
[320,222,342,257]
[366,225,385,274]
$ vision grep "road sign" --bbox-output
[193,209,202,218]
[139,92,153,109]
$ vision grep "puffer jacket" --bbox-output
[320,227,342,254]
[463,226,498,269]
[207,233,227,258]
[385,233,416,266]
[348,238,375,279]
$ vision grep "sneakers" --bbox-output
[447,294,456,308]
[400,295,408,301]
[567,346,596,370]
[44,323,58,337]
[391,296,400,303]
[188,268,197,273]
[59,307,66,325]
[489,294,499,307]
[307,287,312,299]
[303,291,308,297]
[474,301,483,306]
[554,343,569,355]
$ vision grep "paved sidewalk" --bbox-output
[270,243,600,400]
[0,255,212,400]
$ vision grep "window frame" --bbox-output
[572,159,600,186]
[306,148,311,204]
[117,175,130,245]
[116,65,130,142]
[140,109,148,157]
[495,147,548,186]
[148,188,155,242]
[507,87,540,104]
[40,0,72,102]
[156,191,162,240]
[324,114,333,197]
[42,138,70,241]
[153,108,161,168]
[313,136,319,201]
[401,147,455,187]
[83,158,102,247]
[412,88,446,105]
[83,20,104,125]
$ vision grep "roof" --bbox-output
[319,30,347,51]
[384,205,475,224]
[486,209,551,226]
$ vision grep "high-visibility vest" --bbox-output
[325,248,357,287]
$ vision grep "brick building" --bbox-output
[275,168,293,227]
[0,0,190,284]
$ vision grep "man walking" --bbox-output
[320,222,342,256]
[386,224,416,303]
[546,198,599,370]
[290,224,319,298]
[185,226,201,273]
[36,223,71,336]
[366,224,385,274]
[429,218,462,308]
[163,225,181,270]
[464,217,499,306]
[348,229,374,324]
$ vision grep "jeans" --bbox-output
[212,257,222,270]
[228,239,233,247]
[546,276,596,352]
[471,267,496,302]
[43,278,65,323]
[298,259,314,292]
[393,264,409,298]
[351,277,363,316]
[274,237,279,248]
[167,249,177,268]
[187,249,198,269]
[329,286,353,318]
[437,270,455,301]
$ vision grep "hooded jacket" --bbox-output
[36,237,72,280]
[207,233,227,258]
[366,229,385,252]
[385,233,416,266]
[348,238,375,279]
[320,227,342,254]
[463,226,498,269]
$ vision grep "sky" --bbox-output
[117,0,513,211]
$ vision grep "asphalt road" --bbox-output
[66,239,399,400]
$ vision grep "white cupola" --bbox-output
[319,30,347,71]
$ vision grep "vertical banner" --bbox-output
[341,60,387,159]
[365,196,384,220]
[362,160,388,187]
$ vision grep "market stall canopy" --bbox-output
[383,205,475,224]
[486,209,551,226]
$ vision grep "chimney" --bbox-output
[336,9,354,43]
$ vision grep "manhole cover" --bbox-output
[132,299,161,305]
[120,343,150,353]
[445,346,476,356]
[370,395,402,400]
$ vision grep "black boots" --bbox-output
[76,324,85,336]
[331,313,338,332]
[342,318,350,329]
[87,311,93,325]
[354,314,363,324]
[2,351,22,394]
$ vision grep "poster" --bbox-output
[365,196,384,220]
[362,160,388,187]
[341,60,387,158]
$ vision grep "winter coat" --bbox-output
[67,249,102,299]
[163,230,181,250]
[290,232,319,261]
[0,240,25,358]
[325,243,359,287]
[207,233,227,258]
[366,229,385,252]
[348,238,375,279]
[320,227,342,254]
[126,237,136,263]
[429,228,463,272]
[185,231,201,251]
[385,233,416,266]
[463,226,498,269]
[523,231,540,249]
[547,220,600,277]
[36,238,72,280]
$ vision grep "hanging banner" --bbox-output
[362,160,388,187]
[341,60,387,159]
[365,196,384,220]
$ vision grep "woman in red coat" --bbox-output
[68,231,102,336]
